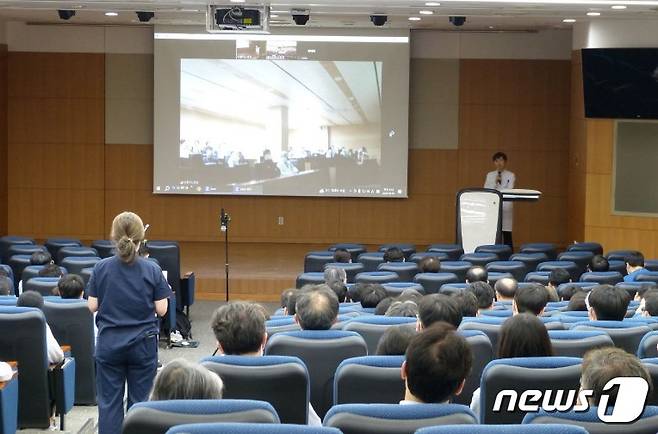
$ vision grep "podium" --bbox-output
[456,188,541,254]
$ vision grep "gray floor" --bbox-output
[18,300,279,434]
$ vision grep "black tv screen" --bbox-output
[582,48,658,119]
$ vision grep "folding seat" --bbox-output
[579,271,623,285]
[323,263,365,284]
[646,259,658,272]
[0,366,18,434]
[55,246,98,265]
[458,317,505,349]
[60,256,100,276]
[486,261,527,282]
[460,252,498,267]
[0,298,16,306]
[426,244,464,260]
[166,423,342,434]
[342,316,416,354]
[44,238,81,259]
[571,320,651,354]
[377,262,419,282]
[355,271,399,285]
[91,240,115,259]
[0,236,34,263]
[548,330,613,357]
[23,277,60,296]
[480,310,513,319]
[296,272,325,288]
[607,259,627,275]
[439,261,472,281]
[323,403,476,434]
[414,273,460,294]
[304,251,334,273]
[487,272,514,287]
[201,355,309,424]
[328,244,366,262]
[557,251,595,275]
[409,252,449,263]
[417,425,588,434]
[523,406,658,434]
[381,282,425,297]
[378,244,416,260]
[567,242,603,256]
[557,282,595,298]
[519,243,557,260]
[147,241,181,295]
[21,265,67,283]
[637,272,658,284]
[122,400,280,434]
[43,298,96,405]
[479,357,582,424]
[536,261,581,281]
[524,271,550,285]
[454,330,494,406]
[638,330,658,358]
[265,330,367,417]
[357,252,385,272]
[79,267,93,289]
[475,244,513,261]
[439,283,467,296]
[509,252,548,274]
[266,322,301,336]
[333,355,405,405]
[0,264,14,283]
[7,244,47,258]
[606,249,640,262]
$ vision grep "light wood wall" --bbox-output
[6,52,572,249]
[0,45,7,235]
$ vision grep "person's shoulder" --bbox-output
[93,256,116,270]
[136,257,161,272]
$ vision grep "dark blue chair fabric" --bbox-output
[21,265,67,284]
[323,263,365,284]
[91,240,115,259]
[537,261,581,281]
[166,423,342,434]
[637,272,658,284]
[439,261,472,282]
[414,273,460,294]
[486,261,527,282]
[409,252,449,263]
[378,244,416,260]
[548,330,614,357]
[328,244,366,262]
[304,251,335,273]
[572,320,651,354]
[439,283,467,296]
[557,251,595,274]
[381,282,425,297]
[44,239,81,259]
[646,259,658,272]
[520,243,557,260]
[606,249,641,262]
[0,236,34,263]
[475,244,513,261]
[296,272,325,288]
[567,242,603,256]
[579,271,623,285]
[509,253,549,273]
[486,272,514,286]
[355,271,399,285]
[427,244,464,260]
[334,356,405,405]
[556,282,595,298]
[7,244,47,258]
[608,259,627,275]
[523,406,658,434]
[60,257,101,276]
[79,267,93,289]
[524,271,551,285]
[0,373,18,434]
[417,425,589,434]
[0,264,14,283]
[55,247,98,265]
[460,253,498,267]
[6,254,32,293]
[23,277,60,296]
[455,330,494,406]
[342,316,416,354]
[377,262,418,282]
[357,252,386,272]
[638,330,658,358]
[146,241,181,297]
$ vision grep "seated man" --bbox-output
[57,274,85,299]
[38,263,63,278]
[328,280,348,303]
[586,284,630,321]
[401,322,473,404]
[332,249,352,264]
[376,325,416,356]
[30,250,53,266]
[0,276,12,296]
[589,255,610,272]
[465,266,488,283]
[625,252,650,282]
[383,247,405,263]
[642,294,658,317]
[546,268,569,302]
[450,291,478,318]
[513,283,549,316]
[494,277,517,302]
[324,267,347,286]
[385,300,418,318]
[295,287,339,330]
[417,294,462,330]
[418,256,440,273]
[560,283,582,302]
[16,291,64,364]
[466,281,495,313]
[359,284,388,309]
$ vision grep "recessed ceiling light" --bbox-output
[419,10,434,14]
[105,11,118,16]
[270,14,279,18]
[562,18,576,22]
[307,49,316,53]
[587,11,601,15]
[611,4,627,9]
[425,2,440,5]
[489,25,495,28]
[408,16,421,21]
[230,0,246,3]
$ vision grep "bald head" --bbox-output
[495,278,518,301]
[465,266,488,283]
[295,287,339,330]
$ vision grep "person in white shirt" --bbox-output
[16,291,64,365]
[484,152,516,249]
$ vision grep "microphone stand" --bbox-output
[220,209,231,302]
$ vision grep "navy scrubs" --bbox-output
[88,255,171,434]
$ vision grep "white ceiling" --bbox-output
[0,0,657,30]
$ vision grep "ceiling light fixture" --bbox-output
[105,11,118,16]
[408,16,421,21]
[587,11,601,15]
[230,0,246,3]
[611,4,627,8]
[270,14,279,18]
[563,18,576,22]
[419,10,434,14]
[426,2,441,5]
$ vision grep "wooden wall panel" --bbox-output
[0,45,7,236]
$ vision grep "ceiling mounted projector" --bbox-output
[291,8,310,25]
[58,10,76,20]
[370,15,388,26]
[207,5,270,32]
[136,11,154,22]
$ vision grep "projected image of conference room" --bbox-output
[179,58,385,196]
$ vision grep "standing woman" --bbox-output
[88,212,171,434]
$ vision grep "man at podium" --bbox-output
[484,152,516,249]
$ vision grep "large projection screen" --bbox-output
[154,28,410,198]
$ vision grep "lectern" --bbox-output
[456,188,541,254]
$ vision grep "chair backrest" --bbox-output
[524,271,551,285]
[23,277,60,296]
[43,299,96,405]
[304,251,334,273]
[146,241,181,294]
[7,244,47,258]
[55,246,99,264]
[454,330,494,406]
[91,240,115,259]
[606,249,641,262]
[342,316,416,354]
[381,282,425,297]
[416,425,589,434]
[642,359,658,405]
[414,273,460,294]
[355,271,400,285]
[568,242,603,256]
[44,238,81,259]
[123,399,280,434]
[480,357,582,424]
[460,252,499,267]
[264,330,367,418]
[636,272,658,284]
[475,244,513,261]
[537,261,580,281]
[357,252,386,272]
[548,330,614,357]
[638,330,658,358]
[509,253,549,274]
[458,317,504,350]
[427,244,464,260]
[439,261,473,281]
[523,406,658,434]
[165,423,342,434]
[377,262,419,282]
[378,244,416,259]
[485,261,527,282]
[201,355,309,424]
[579,271,623,285]
[296,272,325,288]
[572,320,651,354]
[557,251,595,274]
[7,255,31,291]
[334,355,405,405]
[0,236,34,263]
[328,244,366,262]
[409,252,449,264]
[323,403,477,434]
[520,243,557,260]
[21,265,67,283]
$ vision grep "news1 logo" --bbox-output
[493,377,650,423]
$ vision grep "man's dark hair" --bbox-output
[333,249,352,263]
[38,263,62,277]
[57,274,85,299]
[549,268,571,287]
[566,290,588,311]
[492,152,507,162]
[404,322,473,403]
[465,266,488,283]
[626,252,645,268]
[30,250,52,266]
[514,284,549,315]
[17,290,44,310]
[295,287,339,330]
[376,325,416,356]
[588,284,630,321]
[360,284,388,308]
[636,284,658,300]
[590,255,609,272]
[398,288,423,303]
[383,247,404,263]
[466,281,495,309]
[498,314,553,358]
[450,291,478,318]
[494,277,518,300]
[418,294,462,328]
[560,283,582,301]
[211,302,267,355]
[418,257,440,273]
[375,297,394,315]
[644,295,658,316]
[328,280,348,303]
[385,300,418,317]
[280,288,295,308]
[0,276,12,296]
[350,283,369,302]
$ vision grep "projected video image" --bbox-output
[175,58,393,196]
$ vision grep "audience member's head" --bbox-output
[360,284,388,308]
[566,290,589,311]
[402,323,472,404]
[625,251,645,273]
[328,280,348,303]
[38,263,63,278]
[587,284,630,321]
[17,290,44,310]
[494,277,518,302]
[385,300,418,318]
[580,347,652,406]
[590,255,610,272]
[0,269,7,278]
[30,250,52,266]
[295,287,339,330]
[280,288,295,308]
[417,294,462,329]
[466,281,495,311]
[497,313,553,358]
[350,283,368,302]
[450,291,479,318]
[150,359,224,401]
[211,302,267,355]
[0,276,12,296]
[560,283,582,301]
[398,288,423,303]
[465,266,488,283]
[284,289,302,315]
[635,284,658,301]
[324,266,347,285]
[376,325,416,356]
[375,297,394,315]
[332,248,352,264]
[513,283,549,315]
[384,247,405,263]
[57,274,85,299]
[643,295,658,317]
[548,268,571,287]
[418,257,440,273]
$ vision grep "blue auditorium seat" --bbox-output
[548,330,614,357]
[523,406,658,434]
[409,252,449,263]
[323,263,365,284]
[520,243,557,260]
[328,244,366,262]
[475,244,513,261]
[485,272,514,286]
[44,238,81,259]
[378,244,416,259]
[60,256,100,276]
[455,330,494,406]
[55,247,98,265]
[166,423,342,434]
[558,251,595,274]
[646,259,658,272]
[439,261,472,281]
[417,425,588,434]
[460,252,498,267]
[356,252,385,272]
[333,355,405,405]
[637,272,658,284]
[536,261,581,281]
[7,244,47,258]
[571,320,651,354]
[439,283,467,295]
[567,242,603,256]
[608,259,627,275]
[0,236,34,263]
[606,249,641,262]
[296,272,325,288]
[355,271,399,285]
[638,330,658,358]
[486,261,527,282]
[579,271,623,285]
[426,244,464,260]
[377,262,419,282]
[381,282,425,297]
[304,251,334,273]
[414,273,460,294]
[524,271,550,285]
[509,252,549,273]
[557,282,595,298]
[23,277,60,296]
[342,316,416,354]
[90,240,115,259]
[0,371,18,434]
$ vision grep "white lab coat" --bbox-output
[484,169,516,232]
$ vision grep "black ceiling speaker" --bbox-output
[136,11,155,22]
[57,10,76,20]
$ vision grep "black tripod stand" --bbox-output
[220,208,231,302]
